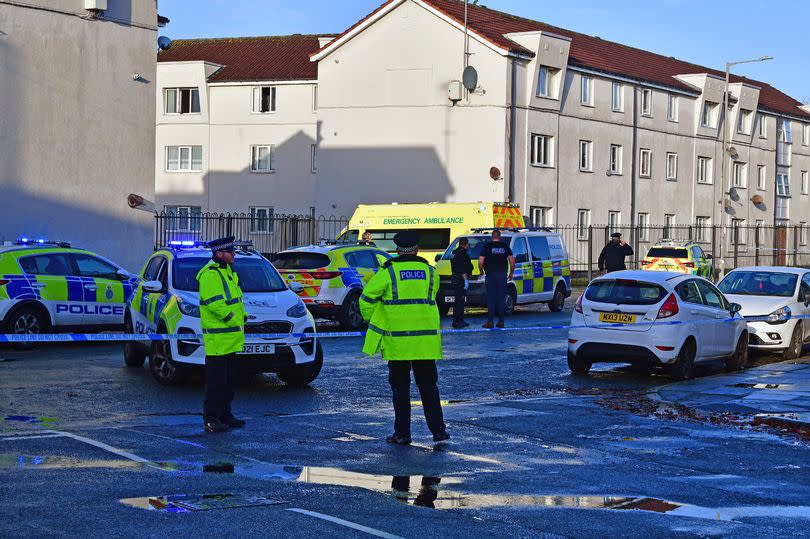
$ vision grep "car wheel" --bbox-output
[277,341,324,387]
[338,290,365,330]
[123,314,146,367]
[547,284,566,312]
[668,338,696,380]
[567,351,592,375]
[149,331,187,385]
[783,323,803,360]
[6,304,49,350]
[725,334,749,372]
[505,288,517,315]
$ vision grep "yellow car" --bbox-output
[641,240,714,279]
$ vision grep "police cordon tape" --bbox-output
[0,313,806,343]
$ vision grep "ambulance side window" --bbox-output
[71,254,119,280]
[19,254,73,276]
[528,236,551,261]
[511,238,529,264]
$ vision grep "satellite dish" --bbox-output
[489,166,501,180]
[158,36,172,51]
[462,65,478,92]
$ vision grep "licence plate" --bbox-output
[599,313,636,324]
[238,344,275,355]
[444,296,455,303]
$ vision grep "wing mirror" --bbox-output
[288,282,305,294]
[729,302,743,315]
[142,280,163,293]
[434,254,442,262]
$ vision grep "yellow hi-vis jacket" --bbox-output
[196,261,246,356]
[359,255,441,360]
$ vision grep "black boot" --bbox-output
[222,415,246,428]
[385,434,412,445]
[204,418,230,433]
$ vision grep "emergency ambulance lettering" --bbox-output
[382,218,420,225]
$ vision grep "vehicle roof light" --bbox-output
[15,237,71,248]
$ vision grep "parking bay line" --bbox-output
[0,433,65,441]
[286,508,405,539]
[44,429,164,470]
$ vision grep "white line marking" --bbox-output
[0,434,64,441]
[286,508,406,539]
[47,430,162,470]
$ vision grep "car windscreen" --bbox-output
[718,271,798,298]
[173,257,287,293]
[585,279,668,305]
[646,248,688,258]
[273,252,331,269]
[440,236,512,261]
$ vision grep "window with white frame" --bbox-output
[579,140,592,171]
[778,119,792,143]
[577,209,590,240]
[639,148,652,178]
[165,205,201,232]
[640,88,652,116]
[611,82,623,112]
[757,165,766,191]
[608,211,621,235]
[802,170,808,194]
[697,156,712,184]
[667,94,678,122]
[731,161,746,188]
[637,212,649,241]
[530,134,553,167]
[530,206,553,228]
[777,173,791,196]
[580,75,593,106]
[166,146,202,172]
[536,66,558,98]
[252,86,276,113]
[755,219,765,246]
[758,114,767,138]
[731,218,746,245]
[804,124,810,146]
[312,85,318,112]
[165,87,200,114]
[701,101,717,128]
[664,214,676,237]
[609,144,623,175]
[800,222,808,246]
[695,216,710,243]
[311,144,317,173]
[776,196,790,220]
[737,109,752,134]
[666,152,678,181]
[250,145,274,172]
[249,206,274,234]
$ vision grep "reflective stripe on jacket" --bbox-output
[359,255,441,361]
[196,261,246,356]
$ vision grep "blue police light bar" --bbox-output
[167,240,205,248]
[15,237,71,247]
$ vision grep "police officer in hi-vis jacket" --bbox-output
[359,231,449,445]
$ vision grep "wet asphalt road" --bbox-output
[2,303,810,538]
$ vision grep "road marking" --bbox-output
[47,430,163,470]
[0,434,64,441]
[286,508,405,539]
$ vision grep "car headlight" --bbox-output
[176,297,200,318]
[287,300,308,318]
[767,306,791,324]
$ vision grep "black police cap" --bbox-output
[207,236,237,252]
[610,232,622,239]
[393,231,419,249]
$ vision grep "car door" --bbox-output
[349,249,380,287]
[696,279,735,356]
[674,279,715,359]
[527,235,553,301]
[801,273,810,341]
[510,237,532,300]
[68,253,127,326]
[17,252,81,327]
[132,256,165,332]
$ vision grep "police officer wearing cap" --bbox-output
[598,232,634,273]
[197,236,247,433]
[359,231,449,445]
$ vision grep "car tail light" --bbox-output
[568,339,578,344]
[655,345,675,351]
[0,279,9,287]
[656,293,679,319]
[309,271,343,280]
[574,294,583,313]
[682,261,695,268]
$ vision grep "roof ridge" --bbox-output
[169,33,337,43]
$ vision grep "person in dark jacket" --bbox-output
[450,237,474,329]
[598,232,634,273]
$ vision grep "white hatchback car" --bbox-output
[568,270,748,379]
[717,267,810,359]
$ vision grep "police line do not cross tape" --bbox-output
[0,314,807,343]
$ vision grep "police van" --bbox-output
[125,241,322,387]
[435,228,572,315]
[0,238,137,337]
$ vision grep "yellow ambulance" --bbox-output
[337,202,524,259]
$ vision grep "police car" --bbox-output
[0,238,137,337]
[436,228,572,315]
[641,240,714,279]
[124,241,322,387]
[274,243,391,329]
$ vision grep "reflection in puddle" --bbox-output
[120,493,284,513]
[0,454,139,470]
[3,416,59,424]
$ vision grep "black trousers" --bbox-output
[452,274,466,326]
[485,272,508,324]
[204,353,237,421]
[388,360,446,437]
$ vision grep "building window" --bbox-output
[312,85,318,112]
[310,144,317,173]
[639,148,652,178]
[165,87,200,114]
[737,109,752,134]
[757,165,766,191]
[252,86,277,113]
[580,75,593,106]
[666,153,678,181]
[800,222,808,246]
[579,140,592,171]
[249,207,274,234]
[530,134,553,167]
[640,88,652,116]
[166,146,202,172]
[165,206,201,232]
[701,101,717,128]
[778,119,792,143]
[664,214,676,238]
[577,209,590,240]
[776,196,790,220]
[755,219,765,245]
[667,94,678,122]
[802,170,808,195]
[250,145,274,172]
[730,218,747,245]
[777,173,791,197]
[637,212,649,242]
[695,216,710,243]
[536,66,558,98]
[697,156,712,184]
[731,161,746,188]
[612,82,623,112]
[609,144,623,175]
[758,114,767,138]
[804,124,810,146]
[530,207,553,228]
[608,211,621,235]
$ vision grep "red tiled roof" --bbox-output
[317,0,809,120]
[158,35,330,82]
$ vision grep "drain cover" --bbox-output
[120,493,285,512]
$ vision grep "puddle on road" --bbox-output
[4,416,59,425]
[0,454,139,470]
[120,493,285,513]
[733,383,781,389]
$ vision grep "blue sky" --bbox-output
[159,0,809,101]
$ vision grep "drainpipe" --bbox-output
[630,85,638,248]
[508,58,517,203]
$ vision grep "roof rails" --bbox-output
[471,227,555,233]
[14,238,72,248]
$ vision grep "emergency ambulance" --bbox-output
[435,228,572,316]
[337,202,525,260]
[125,241,322,387]
[0,238,137,337]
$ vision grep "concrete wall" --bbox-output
[0,0,156,271]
